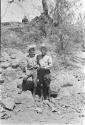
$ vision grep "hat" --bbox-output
[40,44,47,50]
[27,44,36,50]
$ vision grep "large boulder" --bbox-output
[1,51,10,62]
[50,69,84,94]
[8,48,25,60]
[1,62,10,69]
[2,67,17,82]
[4,80,18,98]
[14,91,34,107]
[66,51,85,69]
[2,97,15,110]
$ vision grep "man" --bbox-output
[37,45,52,100]
[22,44,39,98]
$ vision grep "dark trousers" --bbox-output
[37,68,51,99]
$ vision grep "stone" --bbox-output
[0,112,11,119]
[7,48,25,61]
[16,78,23,89]
[0,68,3,74]
[1,62,10,69]
[2,68,17,82]
[5,80,17,91]
[10,54,16,59]
[2,97,15,110]
[57,87,73,99]
[14,91,34,107]
[14,96,22,104]
[0,79,4,84]
[0,105,4,113]
[50,69,84,94]
[1,52,10,62]
[34,107,42,113]
[0,74,4,84]
[11,61,19,68]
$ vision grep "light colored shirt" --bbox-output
[25,54,37,69]
[39,55,52,69]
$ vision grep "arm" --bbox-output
[45,56,53,69]
[36,55,42,68]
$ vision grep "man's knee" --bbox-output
[44,75,51,85]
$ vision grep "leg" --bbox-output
[41,82,44,101]
[32,70,37,98]
[22,70,32,91]
[44,72,51,100]
[37,69,44,100]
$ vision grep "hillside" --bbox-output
[1,5,85,125]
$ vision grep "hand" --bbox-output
[34,65,39,69]
[23,67,26,72]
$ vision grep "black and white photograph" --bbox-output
[1,0,85,125]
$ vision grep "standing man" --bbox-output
[37,45,53,100]
[22,44,39,98]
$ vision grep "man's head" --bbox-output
[27,44,36,57]
[40,45,47,56]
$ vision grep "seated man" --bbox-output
[22,44,39,98]
[37,45,53,100]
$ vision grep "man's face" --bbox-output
[41,48,47,56]
[29,48,35,57]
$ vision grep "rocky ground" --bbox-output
[1,15,85,125]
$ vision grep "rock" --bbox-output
[5,80,17,90]
[0,68,3,74]
[2,97,15,110]
[57,87,73,99]
[50,97,56,104]
[34,107,42,113]
[2,68,17,82]
[0,80,4,85]
[0,105,4,113]
[11,61,19,68]
[14,96,22,104]
[10,54,16,59]
[4,80,18,98]
[17,88,22,94]
[1,52,10,62]
[0,74,4,84]
[16,78,23,89]
[8,49,25,61]
[42,100,56,112]
[0,112,11,119]
[14,91,34,107]
[50,70,84,94]
[1,62,10,69]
